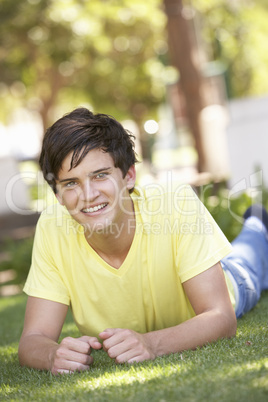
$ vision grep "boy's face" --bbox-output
[55,148,136,235]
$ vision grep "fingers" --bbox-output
[99,328,126,360]
[53,330,154,373]
[99,329,117,352]
[78,335,102,350]
[57,369,74,375]
[53,360,92,375]
[99,329,154,364]
[56,342,93,365]
[52,357,93,375]
[51,336,100,374]
[99,328,117,340]
[99,328,125,354]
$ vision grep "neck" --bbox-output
[84,210,136,269]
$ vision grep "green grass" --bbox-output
[0,293,267,401]
[1,185,268,400]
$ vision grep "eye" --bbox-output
[65,181,77,188]
[95,172,108,180]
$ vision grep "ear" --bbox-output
[125,165,136,190]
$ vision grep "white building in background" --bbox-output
[226,96,268,192]
[0,108,43,160]
[154,94,268,195]
[0,109,43,215]
[0,156,30,215]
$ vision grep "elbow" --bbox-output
[211,307,237,340]
[230,315,237,338]
[18,334,31,367]
[228,317,237,338]
[222,309,237,339]
[18,339,25,367]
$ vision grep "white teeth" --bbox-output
[82,203,107,213]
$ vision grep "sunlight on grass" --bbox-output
[0,345,17,355]
[226,359,268,375]
[0,293,267,401]
[252,374,268,390]
[77,363,185,391]
[1,384,14,397]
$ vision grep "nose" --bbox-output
[81,179,100,202]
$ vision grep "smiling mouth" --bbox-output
[81,203,108,213]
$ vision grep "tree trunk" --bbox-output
[163,0,206,172]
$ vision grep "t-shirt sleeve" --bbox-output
[174,185,232,283]
[23,217,70,305]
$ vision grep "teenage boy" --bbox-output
[18,108,268,374]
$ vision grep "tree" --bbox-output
[1,0,268,168]
[0,0,167,137]
[163,0,207,172]
[163,0,268,171]
[190,0,268,98]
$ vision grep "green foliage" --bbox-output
[190,0,268,98]
[1,0,268,133]
[0,0,168,128]
[0,237,33,287]
[0,293,267,401]
[201,183,268,241]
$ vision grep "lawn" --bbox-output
[0,292,267,401]
[1,184,268,401]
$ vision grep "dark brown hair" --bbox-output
[39,108,138,193]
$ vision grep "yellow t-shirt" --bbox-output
[24,184,233,338]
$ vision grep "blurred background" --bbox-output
[1,0,268,295]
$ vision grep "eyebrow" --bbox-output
[58,167,112,183]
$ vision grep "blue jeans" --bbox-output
[221,217,268,318]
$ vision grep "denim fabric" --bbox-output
[221,216,268,318]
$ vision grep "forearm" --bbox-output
[19,333,102,373]
[18,333,59,371]
[144,309,237,357]
[100,264,237,364]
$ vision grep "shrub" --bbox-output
[0,237,33,287]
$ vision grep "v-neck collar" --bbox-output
[79,195,141,276]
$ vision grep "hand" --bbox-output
[99,328,155,364]
[51,336,102,374]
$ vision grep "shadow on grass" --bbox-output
[0,293,78,347]
[1,348,267,402]
[0,294,27,346]
[0,293,267,401]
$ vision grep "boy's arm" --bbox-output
[99,262,237,363]
[18,296,102,374]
